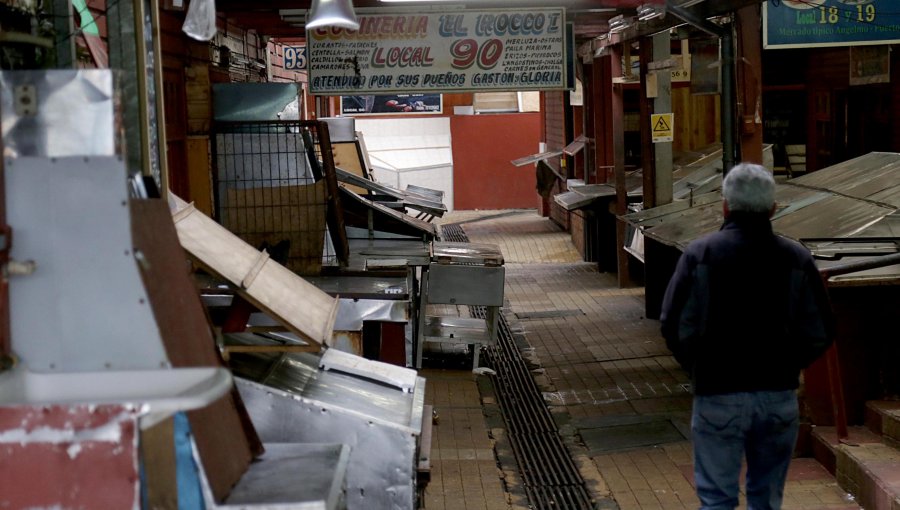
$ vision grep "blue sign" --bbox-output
[283,46,307,70]
[764,0,900,48]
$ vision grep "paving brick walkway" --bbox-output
[424,209,859,510]
[422,368,516,510]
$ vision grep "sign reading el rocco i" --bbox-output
[307,8,567,94]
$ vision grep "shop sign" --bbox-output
[307,8,567,94]
[764,0,900,49]
[283,46,307,70]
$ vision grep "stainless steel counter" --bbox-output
[228,340,426,510]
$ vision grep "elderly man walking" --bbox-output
[660,163,835,510]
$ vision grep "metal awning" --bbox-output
[511,150,563,167]
[554,146,730,212]
[563,135,587,157]
[554,184,616,211]
[622,152,900,284]
[335,166,447,219]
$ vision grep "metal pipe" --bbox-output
[722,26,736,173]
[52,0,75,66]
[666,4,738,174]
[668,3,725,37]
[818,251,900,280]
[0,99,9,366]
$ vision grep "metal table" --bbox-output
[228,340,428,510]
[415,242,506,369]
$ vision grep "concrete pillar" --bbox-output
[652,31,673,206]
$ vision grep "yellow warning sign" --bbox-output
[651,113,674,143]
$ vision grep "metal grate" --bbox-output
[212,120,335,275]
[441,223,596,510]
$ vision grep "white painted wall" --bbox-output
[355,117,454,211]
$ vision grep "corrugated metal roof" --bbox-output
[625,152,900,247]
[774,195,890,240]
[622,152,900,283]
[790,152,900,205]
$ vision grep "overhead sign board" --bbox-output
[764,0,900,49]
[307,8,567,95]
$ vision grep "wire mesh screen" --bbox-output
[212,120,336,275]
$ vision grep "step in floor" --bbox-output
[867,400,900,447]
[814,425,900,510]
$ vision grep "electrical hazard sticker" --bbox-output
[651,113,674,143]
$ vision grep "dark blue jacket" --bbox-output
[660,212,835,396]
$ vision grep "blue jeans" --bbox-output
[692,390,799,510]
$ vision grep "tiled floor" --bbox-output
[422,209,859,510]
[421,368,521,510]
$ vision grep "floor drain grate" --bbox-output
[441,223,596,510]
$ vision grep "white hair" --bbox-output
[722,163,775,213]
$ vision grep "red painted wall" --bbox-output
[450,113,541,210]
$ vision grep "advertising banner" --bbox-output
[764,0,900,49]
[341,94,442,115]
[308,8,567,94]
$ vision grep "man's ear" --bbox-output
[722,200,730,219]
[769,203,776,218]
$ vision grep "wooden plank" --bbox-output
[672,87,719,153]
[339,187,438,239]
[242,250,270,289]
[169,193,339,347]
[185,73,210,102]
[140,417,177,509]
[186,136,213,216]
[357,132,375,177]
[222,344,318,354]
[335,167,446,216]
[332,141,369,195]
[130,199,261,502]
[317,122,351,267]
[243,325,293,333]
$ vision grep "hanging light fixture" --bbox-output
[306,0,360,30]
[637,3,666,22]
[607,14,633,34]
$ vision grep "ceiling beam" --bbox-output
[587,0,762,53]
[217,0,654,9]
